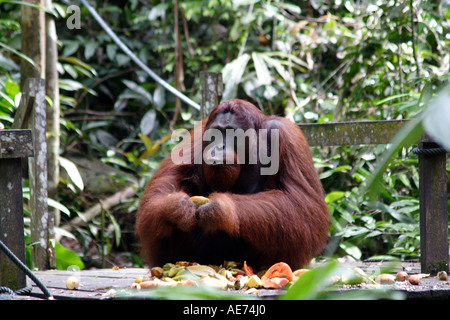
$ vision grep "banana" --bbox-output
[163,262,175,270]
[169,265,185,278]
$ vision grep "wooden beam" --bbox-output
[299,120,409,146]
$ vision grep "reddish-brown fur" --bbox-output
[136,99,329,269]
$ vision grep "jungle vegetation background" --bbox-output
[1,0,449,269]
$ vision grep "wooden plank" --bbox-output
[0,158,26,290]
[299,120,409,146]
[418,141,449,275]
[28,268,149,299]
[200,71,223,119]
[0,129,34,159]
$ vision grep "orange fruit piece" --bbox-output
[243,261,254,277]
[261,262,293,289]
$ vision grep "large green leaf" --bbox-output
[422,84,450,151]
[252,52,271,85]
[55,242,85,270]
[0,42,35,67]
[222,54,251,100]
[364,83,450,200]
[281,260,340,300]
[59,156,84,191]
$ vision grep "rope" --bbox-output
[78,0,201,111]
[412,147,448,155]
[0,240,53,299]
[0,286,32,296]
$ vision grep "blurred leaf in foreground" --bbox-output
[364,82,450,199]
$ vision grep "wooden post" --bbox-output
[0,129,34,290]
[200,71,223,119]
[418,140,449,275]
[13,78,55,270]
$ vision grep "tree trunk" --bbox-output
[20,0,45,88]
[172,0,184,127]
[45,0,61,228]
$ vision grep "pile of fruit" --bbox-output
[130,260,450,292]
[131,261,308,291]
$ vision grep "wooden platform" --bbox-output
[2,261,450,300]
[26,268,148,300]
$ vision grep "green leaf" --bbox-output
[55,242,84,270]
[0,90,15,109]
[252,52,271,85]
[61,40,80,57]
[122,80,153,105]
[0,42,35,67]
[106,210,121,247]
[54,227,77,240]
[364,82,436,200]
[445,9,450,19]
[0,0,54,15]
[116,284,253,300]
[364,115,423,200]
[222,54,251,101]
[59,156,84,191]
[281,261,340,300]
[153,85,165,109]
[48,198,71,216]
[367,255,400,261]
[106,44,117,61]
[58,79,84,91]
[325,191,346,203]
[261,54,290,81]
[233,0,259,8]
[116,53,131,66]
[375,93,411,106]
[422,84,450,152]
[140,109,156,135]
[60,56,96,73]
[366,201,415,224]
[139,133,153,152]
[5,77,20,99]
[148,3,168,21]
[339,241,362,260]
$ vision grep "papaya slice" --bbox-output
[261,262,293,289]
[243,261,254,277]
[190,196,210,207]
[261,277,289,289]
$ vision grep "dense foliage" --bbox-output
[1,0,449,268]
